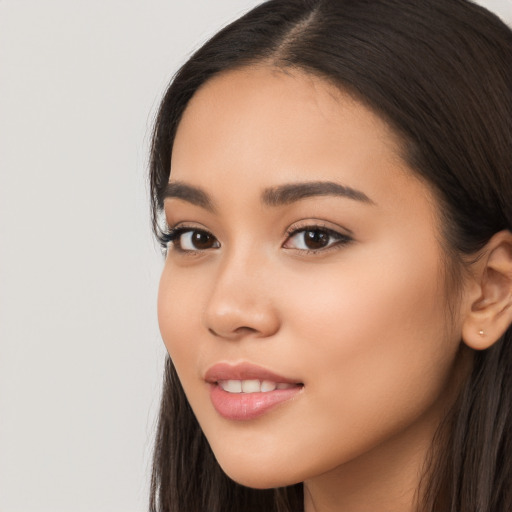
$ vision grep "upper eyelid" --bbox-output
[165,226,220,253]
[164,221,353,246]
[285,227,349,240]
[285,220,353,237]
[168,225,218,239]
[166,221,213,232]
[160,223,215,241]
[168,223,349,237]
[284,226,352,244]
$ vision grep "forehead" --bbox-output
[170,65,429,214]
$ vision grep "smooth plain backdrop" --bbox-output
[0,1,511,511]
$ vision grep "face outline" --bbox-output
[157,66,468,497]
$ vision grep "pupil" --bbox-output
[305,230,328,249]
[193,231,213,249]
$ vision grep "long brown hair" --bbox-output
[148,1,512,510]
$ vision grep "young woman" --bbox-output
[148,1,512,511]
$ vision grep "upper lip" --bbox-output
[204,362,302,385]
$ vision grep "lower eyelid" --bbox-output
[170,227,220,252]
[163,224,351,253]
[283,227,352,250]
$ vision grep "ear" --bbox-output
[462,230,512,350]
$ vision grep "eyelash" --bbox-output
[161,224,353,254]
[160,226,218,253]
[284,224,353,253]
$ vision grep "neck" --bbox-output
[303,418,433,512]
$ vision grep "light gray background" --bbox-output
[0,1,511,511]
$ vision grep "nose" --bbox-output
[202,252,280,340]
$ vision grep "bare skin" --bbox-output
[157,66,512,511]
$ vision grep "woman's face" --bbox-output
[158,66,467,489]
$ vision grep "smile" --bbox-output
[205,363,303,420]
[218,379,298,393]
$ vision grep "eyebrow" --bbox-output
[163,182,215,212]
[163,180,374,211]
[261,181,374,206]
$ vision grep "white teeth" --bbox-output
[222,380,242,393]
[261,380,277,392]
[241,379,260,393]
[218,379,291,393]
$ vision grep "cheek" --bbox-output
[157,264,203,374]
[284,242,445,346]
[277,243,457,446]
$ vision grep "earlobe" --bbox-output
[462,230,512,351]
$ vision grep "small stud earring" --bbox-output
[478,329,485,336]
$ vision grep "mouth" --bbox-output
[217,379,299,393]
[205,362,304,421]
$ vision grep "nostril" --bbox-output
[208,326,259,338]
[234,326,259,335]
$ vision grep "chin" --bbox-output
[215,455,303,490]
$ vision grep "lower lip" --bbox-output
[209,384,302,421]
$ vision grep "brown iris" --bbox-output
[303,229,330,250]
[187,231,215,250]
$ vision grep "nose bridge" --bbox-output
[203,241,278,339]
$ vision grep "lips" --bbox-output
[205,362,303,421]
[205,362,301,384]
[218,379,297,393]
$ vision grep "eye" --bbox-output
[283,226,352,252]
[165,227,220,252]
